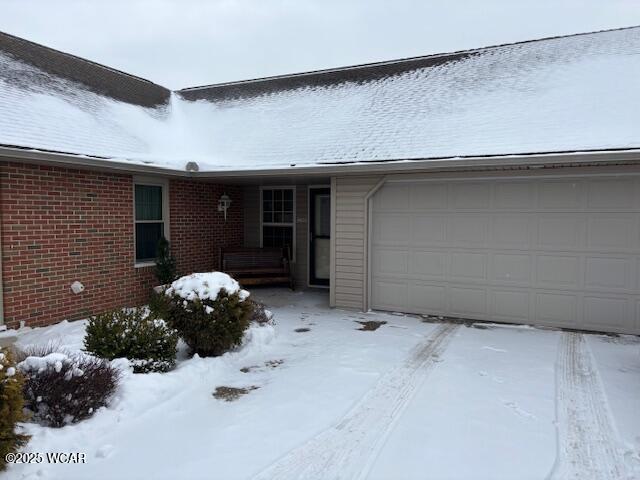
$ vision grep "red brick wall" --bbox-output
[0,162,243,329]
[169,180,243,276]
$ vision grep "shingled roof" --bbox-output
[0,31,170,107]
[0,26,638,172]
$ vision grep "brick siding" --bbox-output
[0,161,243,329]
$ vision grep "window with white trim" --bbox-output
[134,181,168,263]
[261,188,295,253]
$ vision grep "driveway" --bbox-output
[3,289,639,480]
[249,291,640,480]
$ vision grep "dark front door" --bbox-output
[309,188,331,286]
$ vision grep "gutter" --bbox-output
[1,145,639,180]
[194,149,640,179]
[0,146,190,177]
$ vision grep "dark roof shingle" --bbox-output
[0,31,170,108]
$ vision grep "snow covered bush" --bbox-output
[247,300,274,326]
[165,272,253,357]
[18,349,120,428]
[84,309,178,373]
[0,348,29,471]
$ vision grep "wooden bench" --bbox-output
[220,247,294,289]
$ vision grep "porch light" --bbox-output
[218,193,232,221]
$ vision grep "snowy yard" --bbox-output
[2,289,639,480]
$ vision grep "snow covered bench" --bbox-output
[220,247,294,289]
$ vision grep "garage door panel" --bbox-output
[536,216,584,249]
[450,287,487,317]
[538,181,583,209]
[494,182,534,209]
[372,280,407,311]
[448,215,488,246]
[491,289,531,321]
[586,215,637,250]
[535,255,581,288]
[450,253,487,281]
[408,283,446,313]
[583,296,630,330]
[409,184,447,210]
[374,249,408,276]
[371,178,640,334]
[535,292,577,326]
[373,214,410,245]
[410,215,446,245]
[451,183,490,209]
[587,179,635,209]
[492,254,532,284]
[584,257,632,290]
[491,215,531,247]
[409,251,446,278]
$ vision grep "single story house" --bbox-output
[1,27,639,334]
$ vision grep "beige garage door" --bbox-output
[370,177,640,334]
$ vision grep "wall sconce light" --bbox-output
[218,193,232,221]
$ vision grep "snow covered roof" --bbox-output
[1,27,639,173]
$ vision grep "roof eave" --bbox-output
[194,149,640,178]
[1,145,639,179]
[0,145,190,177]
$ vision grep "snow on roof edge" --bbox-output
[2,144,639,177]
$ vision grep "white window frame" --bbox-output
[133,176,170,268]
[259,186,296,259]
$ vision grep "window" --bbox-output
[261,188,295,254]
[134,181,168,264]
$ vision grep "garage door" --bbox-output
[370,177,640,334]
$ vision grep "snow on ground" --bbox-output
[1,289,639,480]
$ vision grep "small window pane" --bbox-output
[315,195,331,236]
[135,185,162,221]
[262,226,293,249]
[136,222,163,261]
[262,188,294,226]
[263,193,273,212]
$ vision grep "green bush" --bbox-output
[84,309,178,373]
[154,237,177,286]
[148,289,171,321]
[165,288,253,357]
[0,348,29,470]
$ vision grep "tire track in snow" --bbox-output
[252,323,459,480]
[548,332,631,480]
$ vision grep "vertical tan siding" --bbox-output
[331,175,384,310]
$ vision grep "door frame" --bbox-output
[308,185,331,288]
